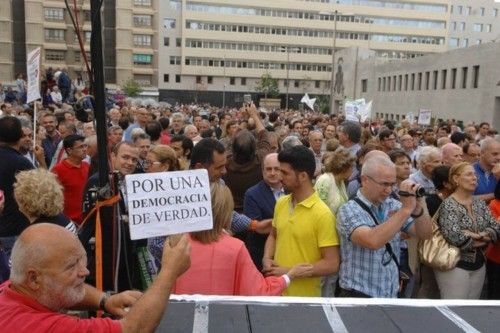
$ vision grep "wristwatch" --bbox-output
[99,291,114,312]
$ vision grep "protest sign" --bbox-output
[125,169,212,240]
[345,99,372,122]
[418,109,432,126]
[26,47,41,104]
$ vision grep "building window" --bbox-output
[176,38,182,47]
[411,73,415,90]
[457,6,463,14]
[382,77,386,91]
[164,37,169,46]
[134,0,151,6]
[494,8,498,17]
[398,75,402,91]
[387,77,391,91]
[45,29,65,42]
[425,72,430,90]
[433,71,438,90]
[449,38,459,48]
[163,74,169,82]
[441,70,447,89]
[461,67,468,88]
[473,23,483,32]
[133,54,152,65]
[417,73,422,90]
[230,77,235,85]
[404,74,408,91]
[460,22,465,31]
[378,78,381,91]
[480,7,485,16]
[476,39,482,45]
[462,38,468,47]
[472,65,479,89]
[164,18,176,29]
[133,34,152,46]
[45,50,66,61]
[284,79,289,87]
[208,76,213,84]
[464,6,471,15]
[361,79,367,93]
[315,80,320,88]
[486,24,492,33]
[175,74,181,83]
[44,8,64,20]
[241,78,246,85]
[451,22,456,31]
[169,56,181,65]
[196,76,202,84]
[393,75,397,91]
[451,68,457,89]
[294,80,299,88]
[134,15,152,27]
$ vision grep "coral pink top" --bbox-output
[173,233,286,296]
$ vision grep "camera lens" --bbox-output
[415,187,426,198]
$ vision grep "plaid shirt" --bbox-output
[337,190,413,298]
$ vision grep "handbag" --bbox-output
[418,205,460,271]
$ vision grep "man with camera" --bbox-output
[336,155,432,298]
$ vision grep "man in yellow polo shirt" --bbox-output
[263,145,340,296]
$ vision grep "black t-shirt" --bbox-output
[426,194,443,217]
[0,147,34,237]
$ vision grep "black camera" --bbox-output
[415,187,433,198]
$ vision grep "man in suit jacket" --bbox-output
[244,153,283,270]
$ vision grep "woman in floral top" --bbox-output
[435,162,500,299]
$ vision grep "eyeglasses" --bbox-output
[143,160,162,168]
[366,175,397,190]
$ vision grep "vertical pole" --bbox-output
[90,0,110,188]
[222,55,226,108]
[330,10,338,115]
[286,48,290,110]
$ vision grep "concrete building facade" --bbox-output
[0,0,159,88]
[345,42,500,128]
[448,0,500,49]
[158,0,451,107]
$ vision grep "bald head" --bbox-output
[364,150,389,162]
[442,143,463,167]
[10,223,88,311]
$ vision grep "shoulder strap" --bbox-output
[352,197,401,269]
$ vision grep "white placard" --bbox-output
[26,47,41,103]
[417,109,432,125]
[406,112,414,124]
[125,169,212,240]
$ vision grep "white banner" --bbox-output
[26,47,41,103]
[125,169,212,240]
[418,109,432,126]
[345,99,372,122]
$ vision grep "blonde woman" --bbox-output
[143,145,180,173]
[313,148,355,297]
[435,162,500,299]
[13,169,77,233]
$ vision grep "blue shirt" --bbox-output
[337,190,413,298]
[409,169,435,191]
[473,162,497,195]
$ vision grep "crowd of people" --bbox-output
[1,70,500,331]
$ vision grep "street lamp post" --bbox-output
[330,10,338,115]
[286,48,290,110]
[222,56,226,108]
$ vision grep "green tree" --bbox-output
[121,79,143,97]
[255,72,279,99]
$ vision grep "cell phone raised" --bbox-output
[243,94,252,106]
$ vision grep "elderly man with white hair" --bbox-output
[410,146,442,191]
[441,143,463,167]
[337,155,432,298]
